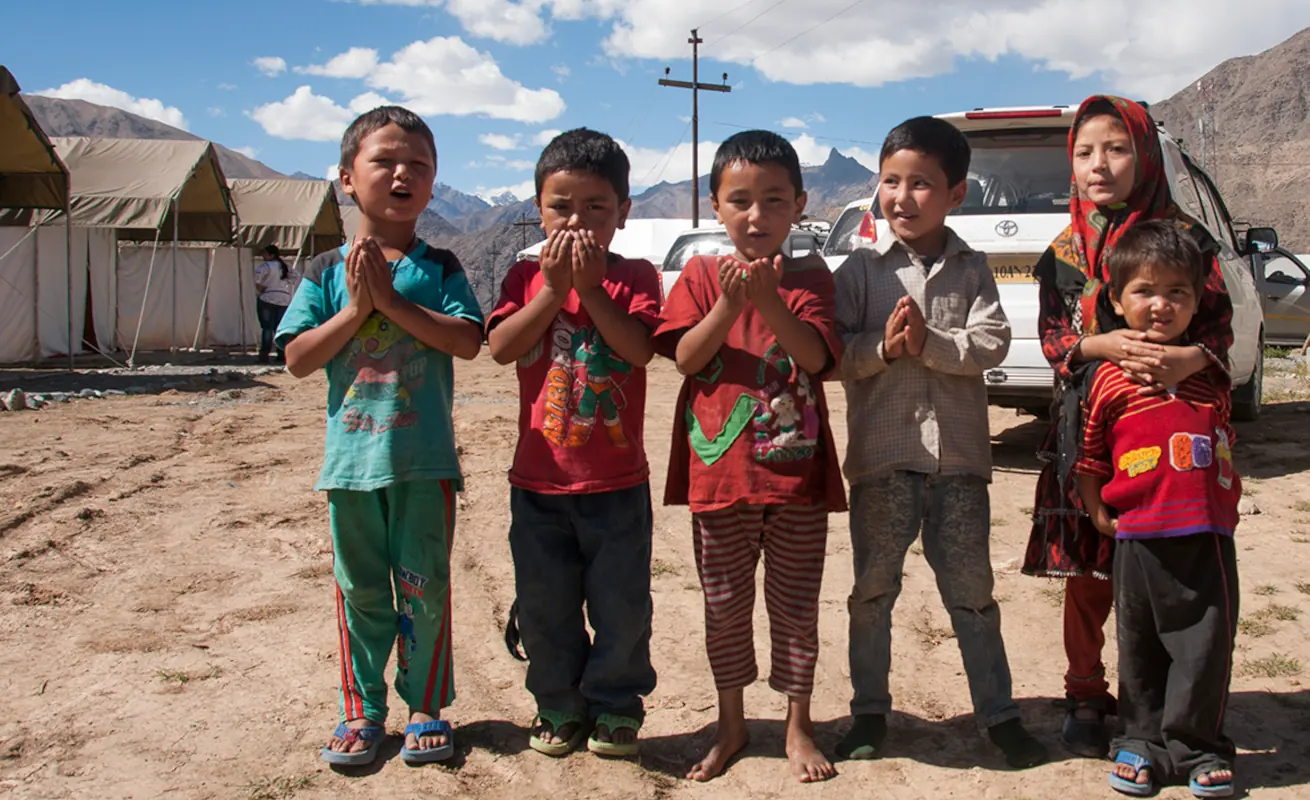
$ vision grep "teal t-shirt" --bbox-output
[276,241,484,492]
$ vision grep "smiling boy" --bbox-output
[832,116,1047,769]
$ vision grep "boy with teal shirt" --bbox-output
[276,106,483,767]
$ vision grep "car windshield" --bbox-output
[662,231,736,272]
[824,205,868,258]
[953,128,1072,216]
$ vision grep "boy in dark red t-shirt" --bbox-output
[1076,220,1239,798]
[652,130,846,785]
[486,129,661,760]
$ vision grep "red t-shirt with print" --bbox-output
[486,256,662,494]
[651,254,847,513]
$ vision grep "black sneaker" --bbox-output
[835,714,887,760]
[988,718,1049,769]
[1061,696,1110,758]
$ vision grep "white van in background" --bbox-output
[822,105,1266,420]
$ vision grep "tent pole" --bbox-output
[128,229,164,368]
[65,209,73,370]
[237,232,248,353]
[170,195,178,355]
[193,247,215,350]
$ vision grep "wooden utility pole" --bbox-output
[512,211,541,252]
[659,29,731,228]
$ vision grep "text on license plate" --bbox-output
[988,255,1037,283]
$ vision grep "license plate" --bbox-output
[989,255,1037,283]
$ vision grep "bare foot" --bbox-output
[592,722,637,748]
[687,688,749,782]
[326,718,382,754]
[1113,760,1151,786]
[786,695,835,783]
[405,709,447,753]
[1195,767,1232,787]
[532,715,583,747]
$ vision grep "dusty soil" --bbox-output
[1,356,1308,800]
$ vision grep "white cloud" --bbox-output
[789,134,879,172]
[248,86,355,141]
[233,146,260,159]
[325,164,343,182]
[444,0,549,45]
[533,0,1310,101]
[611,133,877,192]
[480,133,521,150]
[33,79,188,130]
[252,56,287,77]
[809,113,827,124]
[296,47,379,79]
[779,117,808,129]
[366,36,565,122]
[217,83,237,91]
[207,106,225,117]
[531,129,563,146]
[348,91,396,114]
[552,64,571,80]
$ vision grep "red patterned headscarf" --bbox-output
[1051,95,1179,334]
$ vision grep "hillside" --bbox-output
[1152,27,1310,250]
[23,95,283,180]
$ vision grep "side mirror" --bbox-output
[1246,226,1278,255]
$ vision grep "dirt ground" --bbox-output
[1,355,1308,800]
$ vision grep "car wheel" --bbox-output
[1231,331,1263,422]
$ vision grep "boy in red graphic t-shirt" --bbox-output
[652,130,847,785]
[1075,220,1239,798]
[486,129,661,760]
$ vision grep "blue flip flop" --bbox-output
[401,719,454,764]
[320,722,385,766]
[1189,766,1234,798]
[1108,750,1154,797]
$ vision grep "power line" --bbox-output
[752,0,867,62]
[696,0,761,34]
[706,0,789,48]
[642,117,694,187]
[706,119,881,147]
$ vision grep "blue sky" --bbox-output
[5,0,1309,203]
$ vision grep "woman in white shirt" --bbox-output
[254,245,297,363]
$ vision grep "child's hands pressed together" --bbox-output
[539,229,574,296]
[345,239,374,316]
[743,255,785,310]
[903,297,927,357]
[717,256,748,314]
[883,296,909,360]
[571,229,607,294]
[358,237,397,313]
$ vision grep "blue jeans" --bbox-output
[847,472,1019,727]
[257,299,287,360]
[508,483,656,720]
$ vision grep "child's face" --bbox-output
[877,148,965,253]
[1110,261,1198,343]
[711,160,806,261]
[535,169,631,251]
[1072,114,1136,207]
[340,123,435,225]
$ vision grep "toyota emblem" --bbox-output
[995,220,1019,237]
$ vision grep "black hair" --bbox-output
[339,106,437,171]
[709,130,804,199]
[1075,98,1126,133]
[879,117,971,187]
[262,244,289,281]
[1105,219,1207,295]
[534,128,630,203]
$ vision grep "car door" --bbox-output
[1255,249,1310,345]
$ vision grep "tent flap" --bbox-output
[0,66,69,210]
[228,178,344,255]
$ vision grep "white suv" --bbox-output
[659,225,821,299]
[822,105,1265,420]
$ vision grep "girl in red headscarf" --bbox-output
[1020,96,1233,762]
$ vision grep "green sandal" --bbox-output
[587,713,641,758]
[529,710,588,757]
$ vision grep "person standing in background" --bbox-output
[255,244,296,363]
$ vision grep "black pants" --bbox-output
[1112,534,1239,784]
[507,483,657,721]
[257,299,287,361]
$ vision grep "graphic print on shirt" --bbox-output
[1118,446,1161,477]
[1215,427,1234,490]
[1169,432,1214,471]
[688,344,820,466]
[538,317,632,449]
[341,312,425,435]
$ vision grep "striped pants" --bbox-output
[691,504,828,695]
[328,479,457,723]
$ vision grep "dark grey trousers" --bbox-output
[508,483,656,721]
[1112,534,1239,784]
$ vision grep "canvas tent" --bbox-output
[0,65,75,365]
[32,137,236,361]
[340,204,360,240]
